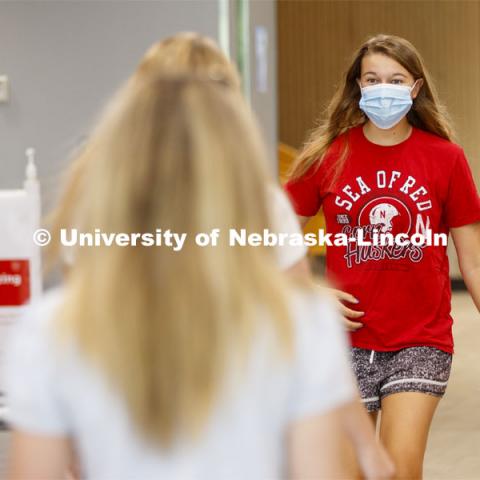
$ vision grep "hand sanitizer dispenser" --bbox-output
[0,149,41,314]
[0,149,42,415]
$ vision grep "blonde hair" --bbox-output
[47,33,241,265]
[53,75,293,446]
[136,32,241,89]
[289,34,455,183]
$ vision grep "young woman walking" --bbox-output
[286,34,480,479]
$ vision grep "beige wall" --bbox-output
[278,0,480,277]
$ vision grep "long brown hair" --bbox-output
[55,75,293,447]
[289,34,455,182]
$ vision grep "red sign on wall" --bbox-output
[0,260,31,306]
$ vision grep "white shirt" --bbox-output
[269,185,308,270]
[5,288,355,479]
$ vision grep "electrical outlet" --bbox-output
[0,76,9,103]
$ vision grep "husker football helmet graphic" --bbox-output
[358,196,412,234]
[368,203,399,232]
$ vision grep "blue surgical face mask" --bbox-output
[358,81,417,130]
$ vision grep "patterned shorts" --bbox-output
[350,346,452,412]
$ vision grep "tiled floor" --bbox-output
[0,292,478,478]
[424,292,480,479]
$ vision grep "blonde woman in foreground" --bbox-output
[6,75,392,478]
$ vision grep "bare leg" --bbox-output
[379,392,441,480]
[342,409,380,479]
[369,411,379,432]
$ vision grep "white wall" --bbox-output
[0,0,280,201]
[0,0,219,204]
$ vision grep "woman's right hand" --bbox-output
[329,288,365,331]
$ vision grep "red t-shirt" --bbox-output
[285,125,480,353]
